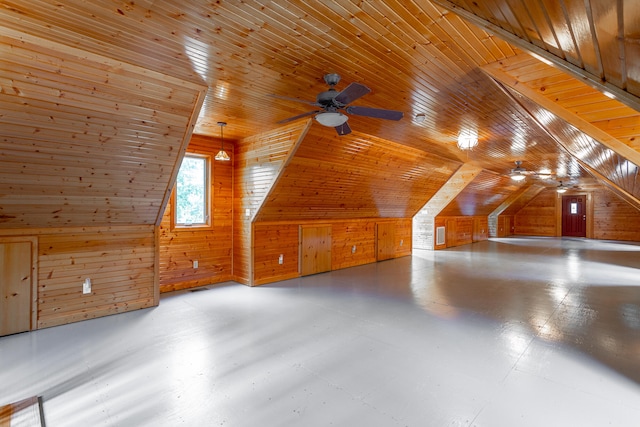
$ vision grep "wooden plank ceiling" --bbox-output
[1,0,639,228]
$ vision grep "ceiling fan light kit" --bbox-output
[510,160,527,181]
[556,181,568,193]
[315,111,348,127]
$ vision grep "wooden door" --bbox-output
[1,241,32,336]
[445,218,457,247]
[376,223,395,261]
[562,195,586,237]
[300,226,332,276]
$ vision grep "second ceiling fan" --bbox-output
[272,73,403,135]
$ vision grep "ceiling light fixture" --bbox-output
[215,121,230,161]
[556,181,567,193]
[315,111,348,127]
[510,161,527,181]
[537,169,552,180]
[457,129,478,150]
[415,113,426,123]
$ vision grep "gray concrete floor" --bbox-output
[1,237,640,426]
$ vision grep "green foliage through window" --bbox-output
[175,155,209,226]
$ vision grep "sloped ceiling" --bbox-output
[255,125,461,221]
[1,1,639,228]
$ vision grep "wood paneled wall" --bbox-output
[9,226,157,329]
[413,164,481,250]
[434,217,447,250]
[473,217,489,242]
[0,27,205,230]
[513,189,558,236]
[511,186,640,240]
[233,121,311,285]
[432,216,488,249]
[495,216,514,237]
[331,220,377,270]
[252,218,411,286]
[253,223,300,286]
[592,189,640,241]
[256,125,461,221]
[393,218,413,258]
[158,135,234,292]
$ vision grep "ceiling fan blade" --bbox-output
[346,106,404,121]
[335,122,351,135]
[334,82,370,105]
[276,110,319,124]
[268,93,319,106]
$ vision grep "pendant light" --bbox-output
[215,121,230,161]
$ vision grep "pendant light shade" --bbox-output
[215,121,230,161]
[315,112,348,127]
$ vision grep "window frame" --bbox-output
[171,153,212,230]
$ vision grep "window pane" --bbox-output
[570,202,577,214]
[176,156,207,225]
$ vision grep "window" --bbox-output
[174,154,210,228]
[570,202,578,215]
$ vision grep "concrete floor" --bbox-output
[1,237,640,426]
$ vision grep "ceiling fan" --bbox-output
[509,161,556,182]
[271,73,404,135]
[509,161,533,181]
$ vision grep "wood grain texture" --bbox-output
[439,170,521,217]
[253,223,300,286]
[158,134,233,292]
[0,240,32,335]
[252,218,411,285]
[413,163,482,249]
[256,124,461,221]
[300,225,332,276]
[514,189,558,236]
[233,121,310,285]
[433,0,640,111]
[0,27,206,229]
[36,226,155,328]
[436,216,479,248]
[592,189,640,242]
[331,220,377,270]
[483,55,640,208]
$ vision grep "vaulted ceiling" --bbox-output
[1,0,639,228]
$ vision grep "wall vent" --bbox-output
[436,226,445,246]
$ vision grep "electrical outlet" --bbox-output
[82,278,91,294]
[278,254,283,265]
[193,260,198,269]
[351,245,356,254]
[400,239,404,246]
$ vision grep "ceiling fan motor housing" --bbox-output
[323,73,341,87]
[317,89,340,107]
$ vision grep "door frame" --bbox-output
[0,236,38,331]
[555,192,593,238]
